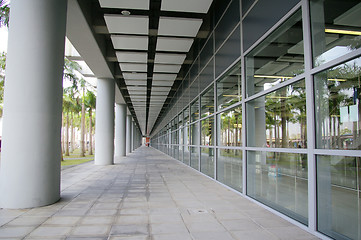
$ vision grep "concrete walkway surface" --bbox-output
[0,147,319,240]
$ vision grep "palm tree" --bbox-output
[84,90,96,155]
[0,0,10,28]
[79,78,86,157]
[62,93,73,156]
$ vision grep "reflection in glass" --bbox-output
[184,146,190,165]
[184,106,190,125]
[247,151,308,224]
[173,146,178,160]
[217,149,242,192]
[245,9,304,97]
[190,123,199,145]
[191,99,199,122]
[247,80,307,148]
[178,112,183,127]
[310,0,361,67]
[218,106,242,146]
[200,148,215,178]
[314,57,361,150]
[217,63,242,110]
[171,130,178,145]
[201,117,214,146]
[317,155,361,240]
[190,147,199,170]
[178,145,183,162]
[201,84,215,117]
[184,125,189,145]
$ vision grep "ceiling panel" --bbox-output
[123,73,148,80]
[150,95,167,100]
[153,64,181,73]
[151,86,171,91]
[156,37,194,52]
[131,97,146,101]
[158,17,203,37]
[111,35,148,50]
[125,80,147,86]
[152,73,178,81]
[99,0,150,10]
[154,53,186,64]
[151,91,169,96]
[116,52,148,63]
[119,63,147,72]
[128,86,146,91]
[152,80,174,86]
[105,15,149,34]
[161,0,213,13]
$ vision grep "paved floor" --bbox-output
[0,147,319,240]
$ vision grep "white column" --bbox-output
[115,104,127,157]
[95,78,115,165]
[0,0,67,209]
[131,121,135,151]
[126,115,132,154]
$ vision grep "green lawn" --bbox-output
[62,148,94,166]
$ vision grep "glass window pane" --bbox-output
[184,146,190,165]
[201,84,215,117]
[200,148,215,178]
[314,57,361,150]
[218,106,242,146]
[217,63,242,110]
[184,125,189,145]
[247,151,308,224]
[184,106,190,125]
[245,9,304,97]
[310,0,361,67]
[190,123,199,145]
[201,117,214,146]
[178,145,183,162]
[179,128,183,145]
[190,147,199,170]
[247,80,307,148]
[178,112,183,126]
[191,99,199,122]
[217,149,242,192]
[317,155,361,240]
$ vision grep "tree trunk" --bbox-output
[65,112,70,156]
[80,96,85,157]
[70,113,74,153]
[61,113,64,154]
[281,99,287,148]
[89,109,93,155]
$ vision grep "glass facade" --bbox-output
[218,106,242,146]
[245,9,304,97]
[310,0,361,67]
[247,151,308,224]
[317,155,360,240]
[314,57,361,150]
[150,1,361,239]
[217,149,242,192]
[247,80,307,148]
[200,147,215,178]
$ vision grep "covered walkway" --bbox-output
[0,147,318,240]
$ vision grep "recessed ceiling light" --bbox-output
[121,10,131,15]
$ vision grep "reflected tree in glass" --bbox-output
[315,57,361,150]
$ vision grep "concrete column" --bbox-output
[115,104,126,157]
[131,121,135,151]
[126,115,132,154]
[0,0,67,209]
[95,79,115,165]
